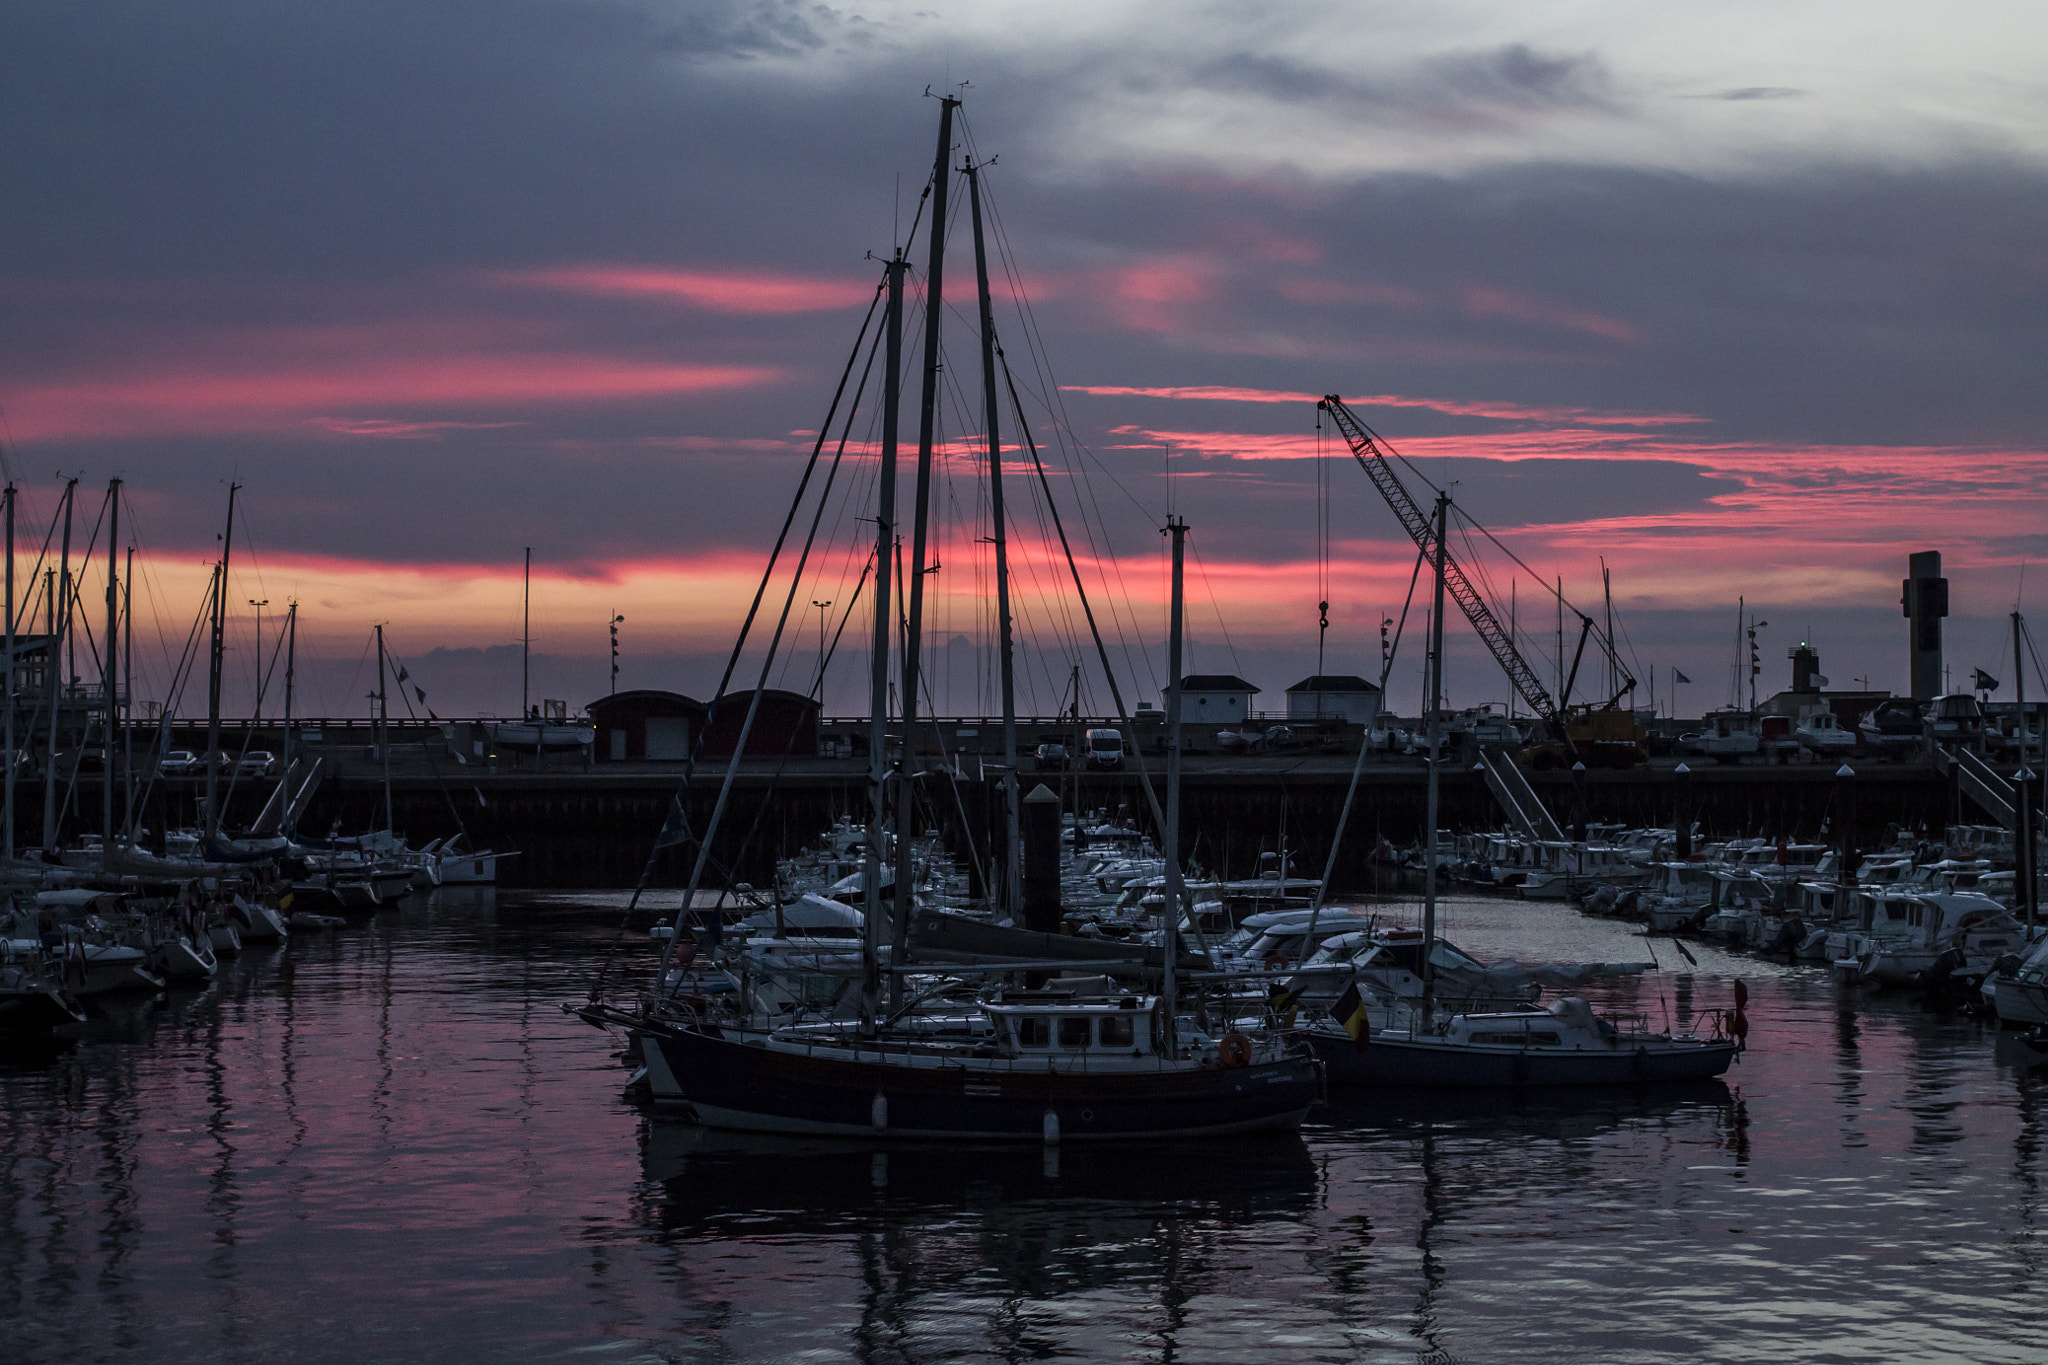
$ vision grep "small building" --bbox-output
[588,690,704,762]
[1177,674,1259,724]
[588,688,822,760]
[1284,675,1383,724]
[698,688,821,757]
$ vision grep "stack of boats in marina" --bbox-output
[0,820,497,1031]
[1445,806,2048,1023]
[567,103,1742,1136]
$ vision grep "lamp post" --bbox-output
[609,614,624,694]
[1747,615,1768,713]
[248,598,268,720]
[812,600,833,702]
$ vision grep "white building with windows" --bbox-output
[1178,674,1259,723]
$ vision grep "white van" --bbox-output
[1084,728,1125,770]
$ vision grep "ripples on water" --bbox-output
[3,891,2046,1364]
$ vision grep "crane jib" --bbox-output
[1318,395,1564,731]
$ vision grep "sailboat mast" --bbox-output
[122,546,134,837]
[1422,491,1449,1024]
[522,547,531,718]
[1162,515,1189,1048]
[103,479,120,848]
[205,482,238,839]
[3,482,13,863]
[967,159,1021,919]
[376,623,393,832]
[861,254,905,1035]
[44,479,76,853]
[283,602,297,765]
[895,94,957,980]
[2017,611,2037,933]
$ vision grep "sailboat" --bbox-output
[492,548,594,754]
[1296,481,1741,1086]
[595,98,1318,1140]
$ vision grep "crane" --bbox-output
[1317,394,1635,743]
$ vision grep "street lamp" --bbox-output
[248,598,269,720]
[811,600,833,702]
[609,614,625,694]
[1747,615,1768,712]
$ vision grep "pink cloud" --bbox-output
[1066,385,1703,427]
[486,265,875,314]
[309,418,529,439]
[7,350,782,441]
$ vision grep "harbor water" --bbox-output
[5,890,2047,1364]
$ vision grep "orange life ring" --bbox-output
[1217,1032,1253,1068]
[1263,953,1289,972]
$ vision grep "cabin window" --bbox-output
[1471,1030,1562,1046]
[1100,1015,1135,1047]
[1058,1016,1092,1048]
[1016,1017,1050,1048]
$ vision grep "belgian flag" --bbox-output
[1330,981,1371,1050]
[1268,975,1304,1028]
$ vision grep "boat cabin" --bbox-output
[986,996,1157,1057]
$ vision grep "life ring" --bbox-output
[1263,953,1289,972]
[1217,1032,1253,1068]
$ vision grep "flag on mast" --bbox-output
[1330,981,1371,1050]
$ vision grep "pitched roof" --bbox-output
[1178,674,1259,693]
[1285,675,1381,693]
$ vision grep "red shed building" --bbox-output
[588,688,821,761]
[588,690,704,762]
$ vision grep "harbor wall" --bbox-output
[312,760,1961,892]
[13,757,1971,893]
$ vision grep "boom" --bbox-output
[1318,394,1570,732]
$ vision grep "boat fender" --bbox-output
[1217,1032,1253,1068]
[870,1093,887,1132]
[1042,1109,1060,1145]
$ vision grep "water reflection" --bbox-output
[0,892,2046,1364]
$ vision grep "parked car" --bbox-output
[1034,742,1068,772]
[236,750,277,777]
[1084,728,1125,770]
[159,749,200,776]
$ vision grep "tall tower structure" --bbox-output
[1902,550,1948,702]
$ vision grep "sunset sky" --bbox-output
[3,1,2045,721]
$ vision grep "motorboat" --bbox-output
[1516,841,1647,901]
[1641,861,1716,933]
[1832,891,2029,988]
[1926,693,1987,749]
[491,717,594,753]
[1858,699,1925,758]
[1796,710,1858,755]
[1698,711,1761,763]
[1989,934,2048,1025]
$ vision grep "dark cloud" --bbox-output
[1,0,2044,715]
[1189,43,1616,122]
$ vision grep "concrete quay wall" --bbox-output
[273,755,1964,891]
